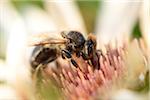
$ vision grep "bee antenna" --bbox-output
[61,31,67,38]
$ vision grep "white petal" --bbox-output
[96,1,140,46]
[44,0,87,34]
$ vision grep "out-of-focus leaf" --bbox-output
[132,21,142,38]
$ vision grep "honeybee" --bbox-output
[30,31,100,71]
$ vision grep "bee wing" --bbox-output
[28,33,66,46]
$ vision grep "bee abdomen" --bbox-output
[30,46,58,69]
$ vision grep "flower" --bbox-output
[31,38,148,100]
[35,43,118,99]
[0,1,149,100]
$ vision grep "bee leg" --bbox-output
[71,59,79,68]
[61,49,79,68]
[61,53,66,59]
[86,43,100,69]
[61,49,72,59]
[88,49,101,70]
[81,52,89,60]
[87,45,94,56]
[95,50,102,69]
[92,54,100,69]
[86,37,95,57]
